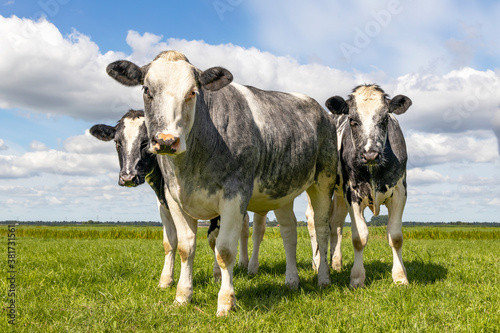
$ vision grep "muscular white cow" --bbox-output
[106,51,338,315]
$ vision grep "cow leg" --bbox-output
[215,198,245,316]
[238,213,250,270]
[164,191,198,306]
[207,223,221,282]
[330,192,348,271]
[306,181,333,287]
[349,201,368,288]
[306,203,320,273]
[248,212,266,275]
[275,202,299,288]
[158,201,177,288]
[386,181,408,285]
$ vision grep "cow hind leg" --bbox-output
[306,179,334,287]
[208,227,221,282]
[248,212,266,275]
[158,203,177,288]
[215,198,245,316]
[349,202,368,288]
[306,204,320,273]
[275,202,299,289]
[386,182,408,285]
[238,213,250,270]
[330,193,348,272]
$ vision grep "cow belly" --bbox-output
[247,184,309,215]
[173,187,221,220]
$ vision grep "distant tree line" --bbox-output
[1,218,499,228]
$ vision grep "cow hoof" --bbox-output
[318,277,331,288]
[285,277,300,290]
[238,259,249,271]
[217,291,236,316]
[174,288,192,306]
[247,260,259,276]
[349,278,365,289]
[158,278,174,289]
[394,278,409,286]
[331,258,342,272]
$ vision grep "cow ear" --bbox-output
[90,124,116,141]
[106,60,148,86]
[200,67,233,91]
[325,96,349,115]
[389,95,412,115]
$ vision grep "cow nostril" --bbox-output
[119,174,137,186]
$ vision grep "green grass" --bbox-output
[1,226,499,332]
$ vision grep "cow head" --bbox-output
[90,110,154,187]
[106,50,233,155]
[326,85,411,166]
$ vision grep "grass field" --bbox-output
[1,225,499,332]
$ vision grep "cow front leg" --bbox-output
[238,213,250,270]
[386,179,408,285]
[306,181,333,287]
[158,201,177,288]
[330,192,348,272]
[216,198,245,316]
[248,212,266,275]
[164,191,198,305]
[349,200,368,288]
[275,202,299,289]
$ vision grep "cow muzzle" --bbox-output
[361,151,380,165]
[119,173,139,187]
[151,133,181,155]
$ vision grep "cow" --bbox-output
[105,50,338,315]
[309,84,411,288]
[89,110,254,286]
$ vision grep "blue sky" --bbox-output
[0,0,499,222]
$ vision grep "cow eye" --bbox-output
[115,142,122,150]
[143,86,152,99]
[350,119,359,127]
[186,88,198,101]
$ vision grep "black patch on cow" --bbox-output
[200,67,233,91]
[90,124,116,141]
[106,60,148,86]
[389,95,412,115]
[207,216,221,237]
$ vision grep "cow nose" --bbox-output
[363,151,379,162]
[151,133,180,154]
[119,174,137,187]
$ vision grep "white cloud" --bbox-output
[407,168,448,186]
[406,130,499,168]
[488,198,500,206]
[0,15,141,122]
[0,147,117,179]
[30,140,48,151]
[0,139,7,151]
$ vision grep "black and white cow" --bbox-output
[89,110,252,287]
[105,50,338,315]
[311,84,411,288]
